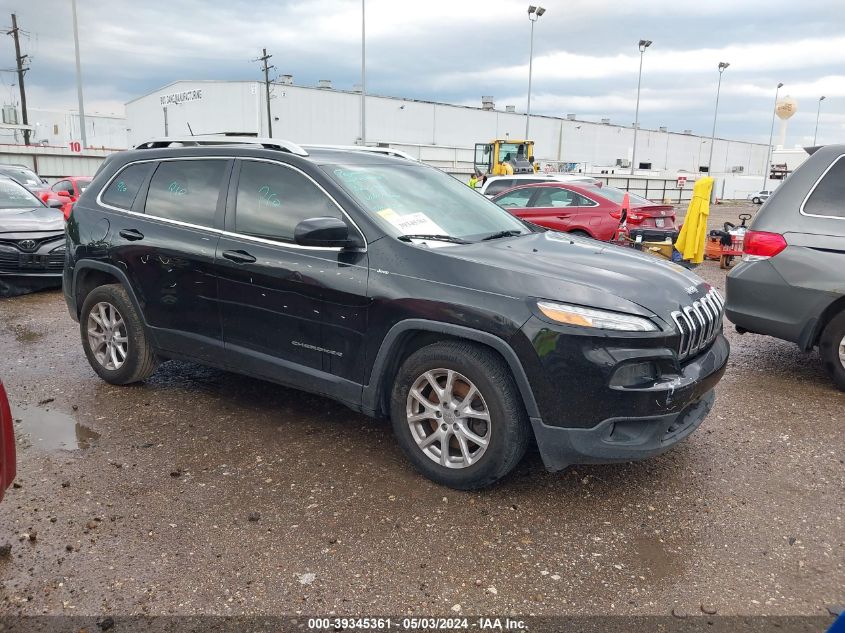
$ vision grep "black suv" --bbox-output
[63,138,729,489]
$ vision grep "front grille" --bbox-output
[671,288,724,361]
[0,250,64,272]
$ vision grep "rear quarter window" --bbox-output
[100,163,154,210]
[803,156,845,219]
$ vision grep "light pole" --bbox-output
[812,95,826,146]
[630,39,651,174]
[708,61,729,173]
[762,82,783,191]
[525,5,545,139]
[361,0,366,145]
[71,0,87,148]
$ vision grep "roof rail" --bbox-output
[302,144,416,161]
[135,136,308,157]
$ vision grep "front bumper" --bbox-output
[531,390,715,471]
[515,317,729,470]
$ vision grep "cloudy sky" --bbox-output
[1,0,842,145]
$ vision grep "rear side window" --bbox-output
[235,160,340,241]
[803,156,845,219]
[144,160,227,227]
[100,163,154,210]
[531,187,596,208]
[484,179,514,196]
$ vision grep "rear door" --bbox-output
[104,158,230,361]
[524,186,603,234]
[216,159,369,399]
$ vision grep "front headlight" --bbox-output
[537,301,658,332]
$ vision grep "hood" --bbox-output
[443,231,708,320]
[0,206,65,233]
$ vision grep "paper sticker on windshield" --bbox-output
[378,209,446,236]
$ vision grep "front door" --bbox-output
[216,159,369,398]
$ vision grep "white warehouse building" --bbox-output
[126,79,770,179]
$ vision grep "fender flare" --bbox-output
[362,319,541,419]
[71,261,148,326]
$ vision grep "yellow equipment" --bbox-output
[474,139,537,176]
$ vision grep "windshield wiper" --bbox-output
[397,234,471,244]
[481,229,525,241]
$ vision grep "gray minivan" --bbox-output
[726,145,845,391]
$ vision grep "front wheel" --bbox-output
[80,284,158,385]
[752,197,761,204]
[819,311,845,392]
[390,341,530,489]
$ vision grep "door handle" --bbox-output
[118,228,144,241]
[222,249,257,264]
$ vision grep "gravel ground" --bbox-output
[0,201,842,619]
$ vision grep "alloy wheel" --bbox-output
[406,369,491,469]
[87,301,128,371]
[839,334,845,369]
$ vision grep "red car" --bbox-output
[492,182,677,242]
[0,380,15,503]
[49,177,92,220]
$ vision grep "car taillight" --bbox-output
[742,230,787,261]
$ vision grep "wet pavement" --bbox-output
[0,208,842,618]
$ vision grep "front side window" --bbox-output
[495,188,534,208]
[325,163,528,242]
[804,156,845,219]
[235,160,340,241]
[145,160,227,227]
[0,178,42,209]
[101,162,155,210]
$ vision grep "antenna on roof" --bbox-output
[186,122,194,136]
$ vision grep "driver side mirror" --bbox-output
[294,216,356,248]
[56,190,71,198]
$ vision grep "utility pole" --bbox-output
[71,0,87,148]
[256,48,274,138]
[7,14,30,145]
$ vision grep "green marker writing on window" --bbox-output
[258,185,281,207]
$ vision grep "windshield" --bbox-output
[0,178,43,209]
[497,143,529,163]
[324,163,529,242]
[586,185,652,206]
[0,166,41,187]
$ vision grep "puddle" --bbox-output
[628,533,683,583]
[14,404,100,451]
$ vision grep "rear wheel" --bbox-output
[568,229,592,238]
[819,311,845,392]
[80,284,158,385]
[390,341,530,489]
[752,197,761,204]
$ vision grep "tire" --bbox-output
[819,311,845,392]
[568,230,592,239]
[752,197,761,204]
[389,341,531,489]
[80,284,158,385]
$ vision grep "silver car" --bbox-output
[726,145,845,391]
[746,190,773,204]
